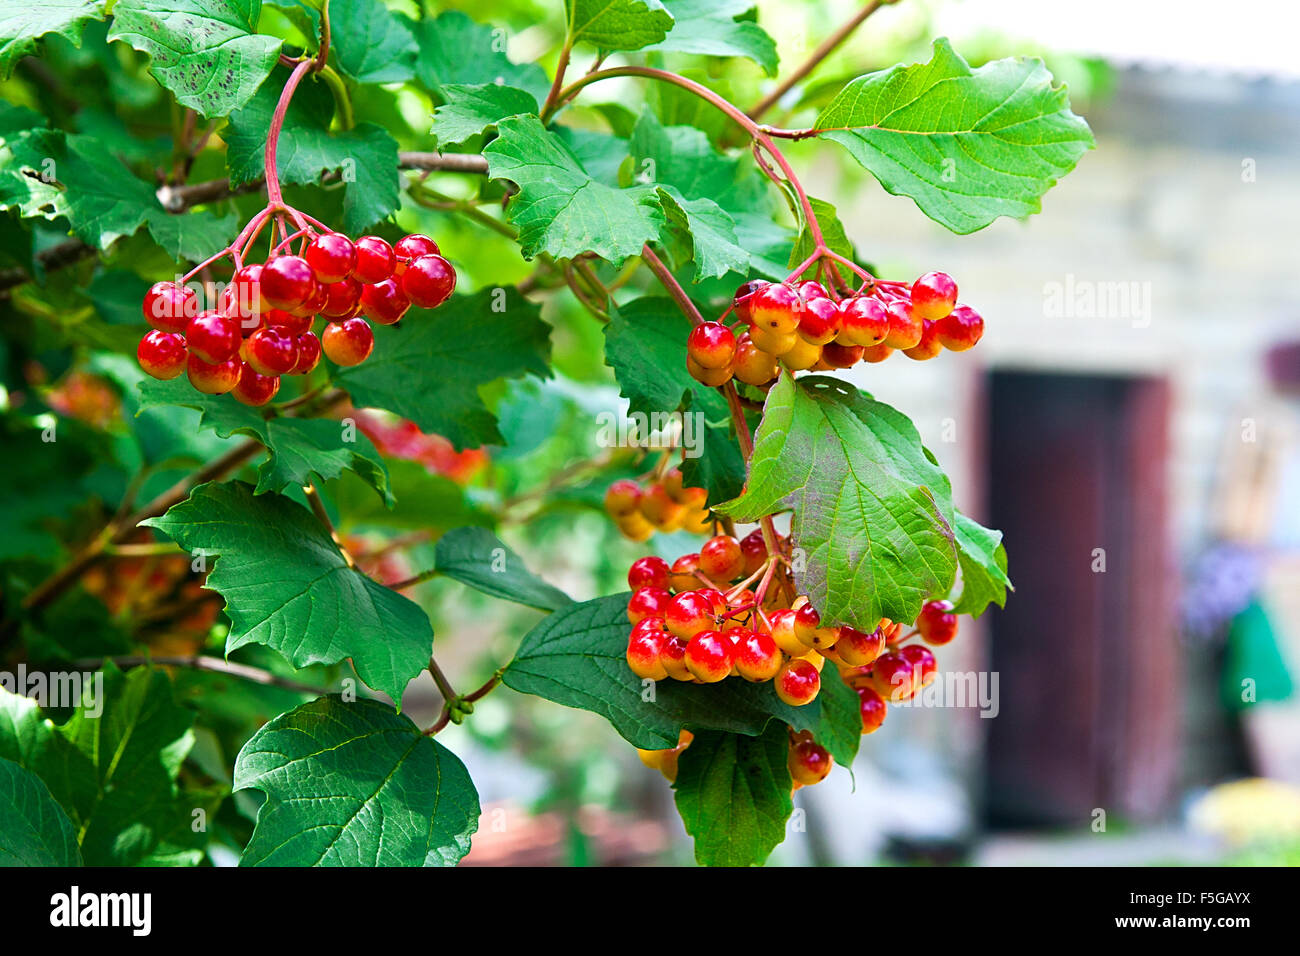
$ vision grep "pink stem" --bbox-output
[265,59,315,207]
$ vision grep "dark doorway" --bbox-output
[983,371,1178,828]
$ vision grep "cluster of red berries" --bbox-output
[603,469,710,541]
[635,726,842,793]
[686,272,984,387]
[136,233,456,405]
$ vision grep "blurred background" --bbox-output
[5,0,1299,866]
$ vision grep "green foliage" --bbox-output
[432,526,574,612]
[0,758,83,866]
[0,1,107,79]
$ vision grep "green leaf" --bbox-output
[142,482,433,702]
[0,758,82,866]
[814,38,1094,234]
[603,296,744,503]
[0,129,161,250]
[136,377,393,505]
[646,0,778,77]
[431,83,539,149]
[716,375,958,629]
[433,527,573,612]
[0,664,200,866]
[88,270,152,326]
[269,0,417,84]
[503,593,848,754]
[565,0,675,52]
[145,207,240,263]
[658,188,749,281]
[0,1,106,80]
[952,511,1012,616]
[334,286,552,450]
[107,0,283,119]
[485,115,663,265]
[235,696,479,866]
[408,10,550,102]
[225,72,399,233]
[673,723,792,866]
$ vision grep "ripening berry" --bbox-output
[699,535,745,582]
[186,354,242,395]
[750,283,801,334]
[776,658,821,706]
[393,234,440,263]
[899,644,938,690]
[686,354,733,387]
[659,633,692,681]
[732,279,769,325]
[137,330,187,380]
[792,604,824,647]
[748,324,798,356]
[733,629,782,682]
[882,298,922,350]
[732,333,779,386]
[822,342,864,368]
[880,619,904,645]
[222,273,262,331]
[628,555,671,592]
[910,272,958,320]
[291,331,322,375]
[142,281,197,333]
[860,343,893,364]
[835,624,886,666]
[627,620,669,680]
[698,587,728,616]
[665,590,715,639]
[261,255,317,312]
[360,278,410,325]
[639,483,686,530]
[616,512,656,542]
[305,233,357,283]
[797,297,841,345]
[231,363,280,407]
[870,652,916,702]
[244,326,301,376]
[628,586,671,625]
[788,738,833,785]
[185,311,240,364]
[903,320,943,361]
[739,529,768,577]
[935,305,984,352]
[917,599,958,645]
[684,630,733,683]
[687,322,737,370]
[401,254,456,309]
[669,553,701,592]
[604,479,642,518]
[768,608,805,656]
[352,236,396,283]
[857,686,887,735]
[264,307,312,337]
[796,280,830,300]
[779,335,821,371]
[838,296,889,346]
[320,278,363,319]
[321,317,374,366]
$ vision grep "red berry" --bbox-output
[232,363,281,406]
[244,326,301,376]
[627,620,669,680]
[733,629,782,682]
[775,658,821,706]
[835,624,886,666]
[910,272,958,320]
[750,283,801,334]
[732,333,778,386]
[796,280,829,300]
[699,535,744,582]
[321,317,374,366]
[393,234,440,263]
[861,343,893,364]
[697,587,728,616]
[264,308,312,337]
[628,586,672,625]
[684,630,732,683]
[359,278,410,325]
[857,686,887,735]
[304,233,357,284]
[185,310,239,364]
[669,553,701,592]
[788,738,833,784]
[822,342,864,368]
[793,604,822,647]
[320,278,363,319]
[839,296,889,347]
[935,305,984,352]
[871,652,916,702]
[261,255,317,311]
[882,299,923,349]
[142,282,196,333]
[291,331,322,375]
[902,319,943,361]
[628,556,671,592]
[917,599,958,645]
[292,278,328,319]
[686,354,733,387]
[739,529,768,577]
[659,634,691,681]
[665,590,715,639]
[400,254,456,309]
[352,236,396,283]
[137,330,187,379]
[686,322,736,370]
[769,608,805,656]
[899,644,938,690]
[797,297,841,345]
[186,353,241,394]
[732,279,768,325]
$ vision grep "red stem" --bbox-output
[265,59,315,206]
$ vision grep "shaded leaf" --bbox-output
[433,527,573,612]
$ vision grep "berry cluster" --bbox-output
[686,272,983,387]
[636,727,836,793]
[137,233,456,406]
[603,468,710,541]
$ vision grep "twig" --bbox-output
[84,654,329,696]
[304,482,355,568]
[640,244,702,327]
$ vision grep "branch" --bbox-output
[640,244,702,327]
[748,0,892,120]
[85,654,330,696]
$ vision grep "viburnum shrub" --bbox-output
[0,0,1091,868]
